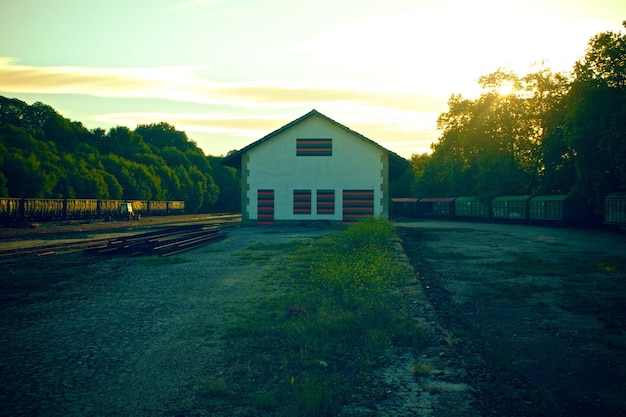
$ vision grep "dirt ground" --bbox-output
[0,225,329,417]
[396,220,626,417]
[1,220,625,416]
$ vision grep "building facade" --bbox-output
[223,110,395,225]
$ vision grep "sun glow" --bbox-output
[495,81,516,97]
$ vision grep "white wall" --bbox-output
[243,114,387,222]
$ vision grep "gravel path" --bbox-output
[396,220,626,417]
[0,226,327,417]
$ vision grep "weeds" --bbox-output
[220,218,429,416]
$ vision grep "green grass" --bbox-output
[215,218,430,416]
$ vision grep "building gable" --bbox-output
[222,110,394,224]
[222,109,395,169]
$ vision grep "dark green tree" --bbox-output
[565,23,626,214]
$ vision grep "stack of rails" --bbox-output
[86,224,228,257]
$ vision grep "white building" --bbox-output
[223,110,399,225]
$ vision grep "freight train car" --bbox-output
[147,200,168,215]
[454,196,490,220]
[167,200,185,215]
[22,198,65,221]
[390,194,603,227]
[529,195,587,225]
[605,192,626,228]
[127,200,148,216]
[0,198,20,221]
[0,198,186,223]
[417,197,455,217]
[65,199,99,219]
[97,199,124,219]
[492,196,531,222]
[391,198,418,218]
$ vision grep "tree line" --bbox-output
[1,25,623,217]
[408,24,626,218]
[0,97,240,213]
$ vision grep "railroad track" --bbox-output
[0,222,236,259]
[0,237,113,259]
[0,213,241,240]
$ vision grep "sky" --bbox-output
[1,0,625,158]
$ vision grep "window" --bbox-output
[342,189,374,224]
[257,189,274,224]
[316,189,335,214]
[296,138,332,156]
[293,189,312,214]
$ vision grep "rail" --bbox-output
[0,219,239,259]
[88,224,229,257]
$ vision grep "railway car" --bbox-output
[391,198,418,218]
[454,196,490,220]
[97,199,123,219]
[66,199,99,219]
[0,198,21,221]
[22,198,65,221]
[167,200,185,215]
[147,200,168,215]
[605,192,626,228]
[492,195,531,222]
[417,197,455,217]
[128,200,148,216]
[529,195,587,225]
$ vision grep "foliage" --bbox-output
[410,24,626,215]
[0,97,241,212]
[222,219,429,416]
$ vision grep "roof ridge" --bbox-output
[222,109,401,168]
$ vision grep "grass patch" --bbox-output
[219,218,430,416]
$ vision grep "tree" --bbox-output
[565,24,626,214]
[136,122,195,152]
[0,96,230,212]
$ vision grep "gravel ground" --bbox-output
[3,220,624,417]
[396,220,626,417]
[0,226,328,417]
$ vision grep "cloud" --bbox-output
[0,57,441,111]
[0,57,441,157]
[92,112,285,136]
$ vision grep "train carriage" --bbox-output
[417,197,455,217]
[605,192,626,228]
[391,198,418,218]
[128,200,148,216]
[529,195,587,225]
[97,199,124,219]
[455,196,490,220]
[66,199,99,219]
[147,200,168,215]
[0,198,21,221]
[492,195,531,222]
[167,200,185,215]
[22,198,65,221]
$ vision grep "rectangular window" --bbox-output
[293,189,312,214]
[342,189,374,224]
[316,189,335,214]
[296,138,332,156]
[257,189,274,224]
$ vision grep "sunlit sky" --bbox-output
[1,0,624,158]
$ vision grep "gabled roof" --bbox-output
[222,109,402,169]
